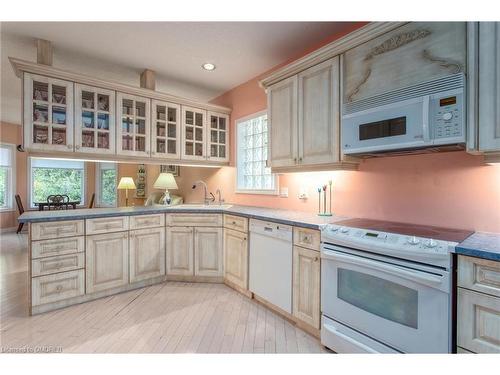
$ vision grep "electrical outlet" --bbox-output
[298,187,308,200]
[280,187,288,197]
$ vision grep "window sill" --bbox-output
[235,189,279,196]
[0,208,15,213]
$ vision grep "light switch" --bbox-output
[280,187,288,197]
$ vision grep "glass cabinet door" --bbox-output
[207,111,229,162]
[116,93,150,156]
[75,84,115,154]
[181,106,206,160]
[24,73,74,151]
[151,100,180,159]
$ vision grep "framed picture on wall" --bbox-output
[160,165,180,177]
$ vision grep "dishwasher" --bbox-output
[249,219,293,313]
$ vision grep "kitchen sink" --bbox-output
[174,204,233,210]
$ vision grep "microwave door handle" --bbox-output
[422,95,431,142]
[322,249,444,287]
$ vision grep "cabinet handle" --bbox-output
[294,157,297,163]
[314,257,319,262]
[76,145,80,150]
[232,221,236,225]
[299,157,303,163]
[67,144,73,149]
[55,284,63,292]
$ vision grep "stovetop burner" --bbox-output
[333,218,473,243]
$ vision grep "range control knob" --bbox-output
[424,239,438,248]
[443,112,453,121]
[340,227,349,233]
[407,236,420,245]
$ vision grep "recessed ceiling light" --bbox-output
[202,63,216,71]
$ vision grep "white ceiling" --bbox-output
[1,22,360,100]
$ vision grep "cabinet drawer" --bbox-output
[293,227,320,251]
[32,252,84,277]
[458,255,500,298]
[166,213,222,227]
[32,236,84,259]
[32,269,84,306]
[224,214,248,233]
[86,216,129,235]
[130,213,165,230]
[31,220,84,240]
[458,288,500,353]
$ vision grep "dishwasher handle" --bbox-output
[249,220,292,241]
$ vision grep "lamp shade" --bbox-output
[153,173,178,190]
[117,177,136,190]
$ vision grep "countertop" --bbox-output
[18,204,343,230]
[454,232,500,262]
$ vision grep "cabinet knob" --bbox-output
[55,284,63,292]
[294,157,297,163]
[76,145,80,150]
[67,144,72,149]
[314,256,319,262]
[299,157,303,163]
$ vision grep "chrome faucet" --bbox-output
[192,180,215,205]
[216,189,225,205]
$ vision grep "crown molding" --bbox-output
[9,57,232,114]
[259,22,407,89]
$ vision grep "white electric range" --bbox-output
[320,218,472,353]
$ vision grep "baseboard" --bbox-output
[0,226,20,233]
[223,278,252,298]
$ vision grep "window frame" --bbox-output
[235,111,279,195]
[28,157,86,209]
[0,143,15,212]
[95,162,117,208]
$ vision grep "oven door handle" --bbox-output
[322,248,445,288]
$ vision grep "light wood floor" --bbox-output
[0,232,327,353]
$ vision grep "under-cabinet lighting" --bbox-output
[202,63,216,71]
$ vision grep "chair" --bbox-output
[47,194,69,210]
[89,193,95,209]
[15,194,24,234]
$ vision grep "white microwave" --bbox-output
[342,74,466,155]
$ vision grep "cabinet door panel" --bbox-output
[478,22,500,151]
[151,100,181,159]
[32,270,84,306]
[194,227,223,277]
[181,106,207,161]
[293,246,321,329]
[116,92,151,157]
[224,228,248,289]
[86,232,129,293]
[166,227,194,276]
[298,57,340,165]
[268,76,298,168]
[130,227,165,283]
[207,111,229,162]
[343,22,466,103]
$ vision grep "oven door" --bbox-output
[342,96,430,154]
[321,246,450,353]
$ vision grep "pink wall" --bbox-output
[178,23,500,233]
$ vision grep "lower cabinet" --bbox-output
[292,245,321,329]
[194,227,223,277]
[166,226,194,276]
[130,227,166,283]
[223,228,248,289]
[86,231,129,293]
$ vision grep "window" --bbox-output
[29,158,85,208]
[96,162,117,207]
[236,112,277,194]
[0,144,15,210]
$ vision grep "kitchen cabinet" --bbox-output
[194,227,223,277]
[129,227,165,283]
[74,84,115,154]
[151,100,180,159]
[343,22,466,104]
[292,245,321,329]
[207,112,229,162]
[298,57,340,165]
[267,75,298,168]
[166,226,194,276]
[457,255,500,353]
[86,231,129,293]
[116,92,151,157]
[477,22,500,153]
[223,228,248,289]
[23,73,74,152]
[181,106,207,160]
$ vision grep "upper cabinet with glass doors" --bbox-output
[75,84,115,154]
[181,106,206,160]
[151,100,180,159]
[116,93,151,157]
[207,112,229,162]
[23,73,74,152]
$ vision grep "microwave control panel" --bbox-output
[430,91,464,140]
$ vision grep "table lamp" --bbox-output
[117,177,136,207]
[153,172,178,205]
